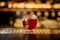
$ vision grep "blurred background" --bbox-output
[0,0,60,28]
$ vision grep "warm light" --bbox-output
[16,10,20,16]
[33,4,37,8]
[8,2,52,8]
[37,4,43,8]
[42,4,51,9]
[44,11,49,17]
[37,11,41,16]
[51,11,55,17]
[0,2,1,5]
[32,3,37,8]
[35,4,51,8]
[10,18,13,25]
[8,3,12,8]
[41,20,57,28]
[30,11,34,15]
[58,11,60,16]
[25,3,34,8]
[13,3,17,8]
[14,19,23,27]
[17,3,25,8]
[57,17,60,21]
[0,2,5,6]
[53,4,60,9]
[10,20,13,25]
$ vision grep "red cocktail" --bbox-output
[23,15,37,30]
